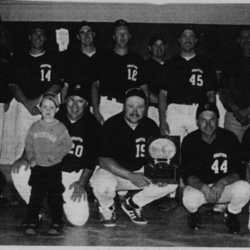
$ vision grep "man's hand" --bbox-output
[69,181,87,202]
[234,108,250,123]
[129,172,151,188]
[94,110,105,125]
[201,184,213,203]
[209,183,225,203]
[159,120,170,136]
[4,103,10,112]
[11,157,30,174]
[24,102,40,116]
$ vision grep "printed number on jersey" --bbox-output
[189,74,203,86]
[127,65,138,81]
[136,144,145,158]
[40,64,52,82]
[211,159,228,174]
[69,143,83,158]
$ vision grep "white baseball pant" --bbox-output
[91,167,178,208]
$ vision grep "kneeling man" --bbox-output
[91,88,178,227]
[181,102,250,234]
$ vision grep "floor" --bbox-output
[1,165,250,247]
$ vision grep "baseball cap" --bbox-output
[40,93,59,107]
[67,84,90,101]
[179,24,198,38]
[196,102,220,119]
[29,23,47,36]
[113,19,130,33]
[149,33,166,46]
[124,88,147,102]
[77,20,94,33]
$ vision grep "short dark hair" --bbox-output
[179,24,198,38]
[76,20,94,34]
[113,19,130,33]
[149,33,166,46]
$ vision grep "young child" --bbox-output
[24,93,72,235]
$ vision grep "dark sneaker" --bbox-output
[121,198,148,225]
[38,207,46,222]
[223,208,240,234]
[188,211,201,230]
[98,204,116,227]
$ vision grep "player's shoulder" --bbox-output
[182,129,200,143]
[82,111,102,129]
[217,127,238,140]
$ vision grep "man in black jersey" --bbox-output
[91,88,178,227]
[9,24,63,160]
[12,84,101,229]
[181,102,250,234]
[158,25,218,142]
[61,21,104,104]
[220,26,250,142]
[91,19,148,124]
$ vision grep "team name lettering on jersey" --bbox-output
[190,68,203,87]
[135,137,146,158]
[127,64,138,81]
[33,132,57,142]
[211,152,228,174]
[71,136,83,143]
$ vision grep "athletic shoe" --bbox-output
[213,203,227,213]
[98,204,116,227]
[121,197,148,225]
[223,208,240,234]
[187,211,201,230]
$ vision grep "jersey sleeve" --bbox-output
[241,127,250,162]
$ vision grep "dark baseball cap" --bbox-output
[113,19,130,33]
[179,24,198,38]
[67,84,90,102]
[77,20,94,33]
[124,88,147,102]
[149,33,166,46]
[29,23,47,36]
[196,102,220,119]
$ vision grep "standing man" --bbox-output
[92,19,148,124]
[158,25,218,141]
[146,33,167,125]
[61,21,104,104]
[91,88,178,227]
[181,102,250,234]
[219,27,250,142]
[9,24,63,160]
[12,84,101,227]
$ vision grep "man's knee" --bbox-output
[183,186,204,212]
[91,168,118,197]
[231,180,250,201]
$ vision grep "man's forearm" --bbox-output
[9,85,27,104]
[207,90,216,103]
[215,173,240,187]
[79,168,94,187]
[99,157,132,180]
[158,90,167,124]
[187,175,207,191]
[91,81,100,113]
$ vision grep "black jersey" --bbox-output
[11,51,63,100]
[241,126,250,162]
[99,112,160,171]
[159,54,218,105]
[181,127,245,185]
[56,105,101,173]
[220,56,250,109]
[0,44,13,103]
[61,48,105,98]
[99,50,146,101]
[145,58,164,97]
